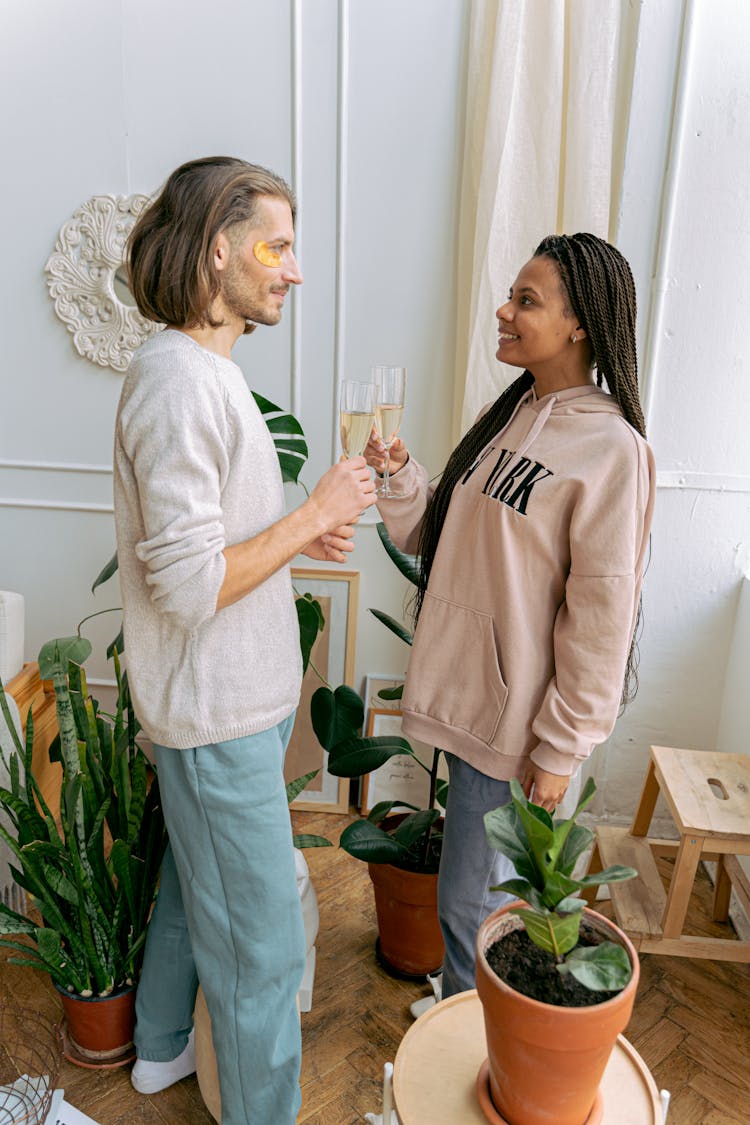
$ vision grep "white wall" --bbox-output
[591,0,750,820]
[0,0,468,696]
[717,576,750,758]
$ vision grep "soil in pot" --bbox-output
[485,923,621,1007]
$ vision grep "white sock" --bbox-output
[409,970,443,1019]
[131,1029,196,1094]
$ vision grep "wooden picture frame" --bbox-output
[359,674,405,808]
[359,708,447,816]
[362,672,404,736]
[284,568,359,813]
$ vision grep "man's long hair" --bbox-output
[127,156,295,334]
[415,232,646,705]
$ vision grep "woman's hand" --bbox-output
[364,433,409,477]
[521,762,569,814]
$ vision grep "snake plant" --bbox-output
[0,637,167,996]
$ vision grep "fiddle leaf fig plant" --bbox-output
[485,776,637,992]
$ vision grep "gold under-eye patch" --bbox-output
[253,241,282,267]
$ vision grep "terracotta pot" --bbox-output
[368,861,444,977]
[55,982,136,1061]
[475,903,639,1125]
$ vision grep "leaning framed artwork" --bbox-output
[284,568,359,813]
[359,708,448,816]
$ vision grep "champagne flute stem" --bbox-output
[382,446,391,496]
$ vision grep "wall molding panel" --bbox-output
[0,460,112,475]
[0,460,114,513]
[290,0,303,420]
[332,0,350,466]
[656,471,750,494]
[0,499,113,514]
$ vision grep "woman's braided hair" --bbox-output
[414,232,646,706]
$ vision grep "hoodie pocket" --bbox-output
[403,593,508,745]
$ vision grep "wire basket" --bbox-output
[0,1007,62,1125]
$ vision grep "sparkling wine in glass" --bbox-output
[372,365,406,497]
[339,380,376,458]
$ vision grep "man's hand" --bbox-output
[307,456,377,529]
[364,434,408,477]
[521,762,569,814]
[302,524,356,564]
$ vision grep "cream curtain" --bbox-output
[454,0,632,435]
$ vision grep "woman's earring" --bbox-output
[571,334,578,344]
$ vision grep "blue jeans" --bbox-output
[135,714,305,1125]
[437,754,516,998]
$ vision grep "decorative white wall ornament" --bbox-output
[45,194,161,372]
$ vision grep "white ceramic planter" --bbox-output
[295,848,320,1013]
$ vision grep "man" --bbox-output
[113,156,376,1124]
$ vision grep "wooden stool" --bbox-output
[391,991,662,1124]
[584,746,750,960]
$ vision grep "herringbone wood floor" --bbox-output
[2,808,749,1123]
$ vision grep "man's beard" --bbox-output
[221,267,283,327]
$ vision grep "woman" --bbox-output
[366,233,655,998]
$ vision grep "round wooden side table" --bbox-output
[393,990,661,1125]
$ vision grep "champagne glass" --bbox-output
[372,365,406,497]
[339,380,376,458]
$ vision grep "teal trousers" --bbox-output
[135,714,305,1125]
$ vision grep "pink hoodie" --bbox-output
[377,384,655,781]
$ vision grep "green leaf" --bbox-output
[510,784,555,874]
[292,834,333,849]
[325,735,413,778]
[106,626,125,662]
[39,862,79,907]
[38,637,92,678]
[369,609,413,646]
[296,595,324,674]
[571,775,597,820]
[556,822,595,875]
[0,681,25,759]
[36,925,64,968]
[435,778,449,810]
[555,895,586,914]
[339,819,412,864]
[0,902,36,936]
[392,809,439,849]
[540,870,581,911]
[252,391,308,484]
[559,941,632,991]
[377,684,404,701]
[512,906,582,957]
[483,803,538,886]
[110,839,137,922]
[286,770,320,805]
[491,879,546,913]
[367,800,419,824]
[375,522,420,585]
[91,552,118,593]
[310,686,364,753]
[579,864,638,888]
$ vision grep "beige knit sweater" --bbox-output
[378,384,655,780]
[113,330,302,750]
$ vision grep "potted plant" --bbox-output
[475,776,639,1125]
[0,635,168,1063]
[309,524,448,976]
